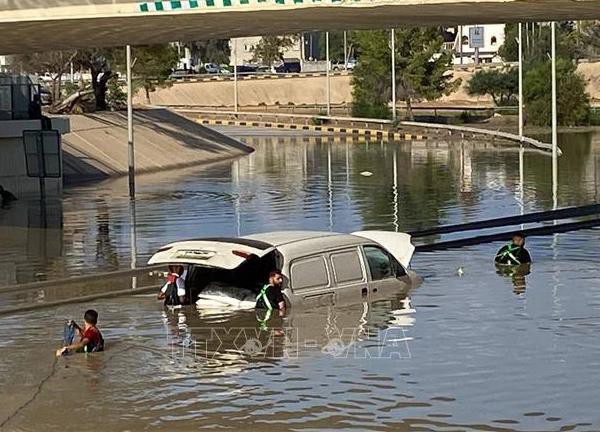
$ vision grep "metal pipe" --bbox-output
[343,31,348,69]
[551,21,558,210]
[391,28,396,121]
[518,23,524,139]
[233,39,238,113]
[326,31,331,116]
[126,44,135,199]
[459,26,463,65]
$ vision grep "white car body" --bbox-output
[148,231,419,309]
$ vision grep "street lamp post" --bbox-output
[126,44,135,199]
[551,21,558,210]
[518,23,524,139]
[343,31,348,69]
[391,28,396,121]
[326,31,331,116]
[233,39,238,113]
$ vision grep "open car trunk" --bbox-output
[148,238,280,305]
[185,250,280,302]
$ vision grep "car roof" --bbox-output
[242,231,346,247]
[243,231,370,258]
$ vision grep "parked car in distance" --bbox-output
[203,63,221,74]
[169,69,191,80]
[234,65,258,74]
[148,230,420,310]
[275,58,302,73]
[332,58,357,71]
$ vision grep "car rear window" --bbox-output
[291,256,329,290]
[331,250,364,284]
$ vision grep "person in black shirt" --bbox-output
[495,232,532,266]
[256,270,286,313]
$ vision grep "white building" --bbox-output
[229,36,303,66]
[448,24,506,64]
[0,56,9,73]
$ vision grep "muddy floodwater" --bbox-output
[1,131,600,431]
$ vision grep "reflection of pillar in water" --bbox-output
[328,145,333,231]
[232,159,242,236]
[392,149,399,233]
[460,141,472,193]
[129,199,138,290]
[345,142,350,188]
[519,144,525,228]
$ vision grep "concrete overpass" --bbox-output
[1,0,600,53]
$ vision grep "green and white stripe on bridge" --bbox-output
[139,0,348,11]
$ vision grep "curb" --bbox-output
[172,71,350,83]
[197,118,426,141]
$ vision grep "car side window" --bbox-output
[290,256,330,291]
[330,249,364,285]
[364,246,395,281]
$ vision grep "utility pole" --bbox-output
[326,31,331,116]
[343,31,348,69]
[551,21,558,210]
[391,28,396,121]
[126,44,135,200]
[459,26,463,65]
[233,39,238,113]
[518,23,524,138]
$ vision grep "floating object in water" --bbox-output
[457,267,465,277]
[360,171,373,177]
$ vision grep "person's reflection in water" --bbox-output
[495,263,531,295]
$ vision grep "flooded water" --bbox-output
[1,130,600,431]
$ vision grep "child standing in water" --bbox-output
[56,309,104,356]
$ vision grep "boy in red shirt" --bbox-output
[56,309,104,356]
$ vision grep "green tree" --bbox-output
[499,22,580,63]
[467,67,518,106]
[523,58,590,126]
[74,48,118,111]
[251,35,298,67]
[317,31,358,62]
[352,28,457,120]
[11,50,77,106]
[190,39,230,65]
[114,44,179,104]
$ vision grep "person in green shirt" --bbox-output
[495,232,532,266]
[255,270,286,313]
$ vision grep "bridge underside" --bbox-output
[1,0,600,53]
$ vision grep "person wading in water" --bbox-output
[495,232,532,266]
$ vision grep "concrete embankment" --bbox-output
[138,62,600,108]
[61,108,253,183]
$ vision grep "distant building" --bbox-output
[229,36,303,66]
[0,56,9,73]
[446,24,506,64]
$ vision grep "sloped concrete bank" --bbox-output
[61,108,253,184]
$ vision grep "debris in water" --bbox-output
[457,267,464,277]
[360,171,373,177]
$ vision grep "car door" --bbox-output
[327,247,369,304]
[362,244,409,296]
[288,254,335,307]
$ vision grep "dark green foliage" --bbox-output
[467,68,518,106]
[190,39,230,65]
[351,28,457,120]
[252,35,298,67]
[523,58,590,126]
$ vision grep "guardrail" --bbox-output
[174,107,559,154]
[169,70,350,83]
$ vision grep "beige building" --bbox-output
[229,36,303,66]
